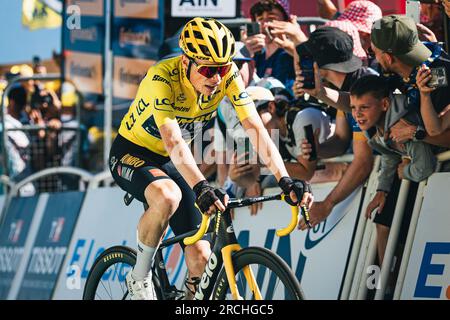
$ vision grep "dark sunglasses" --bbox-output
[189,58,232,78]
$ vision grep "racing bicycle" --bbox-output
[82,193,308,300]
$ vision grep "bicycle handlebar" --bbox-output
[183,193,310,246]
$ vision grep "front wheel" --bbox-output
[82,246,136,300]
[212,247,304,300]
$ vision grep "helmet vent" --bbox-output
[222,35,228,57]
[187,43,197,53]
[199,44,211,56]
[208,36,219,56]
[202,22,212,30]
[193,31,203,40]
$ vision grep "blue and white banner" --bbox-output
[0,197,40,299]
[401,173,450,300]
[17,192,85,299]
[233,184,362,299]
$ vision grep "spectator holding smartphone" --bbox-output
[371,15,450,149]
[293,27,376,229]
[349,75,437,263]
[416,64,450,136]
[242,0,296,88]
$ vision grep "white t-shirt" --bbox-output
[282,107,331,159]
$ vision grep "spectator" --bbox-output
[242,0,296,87]
[2,85,35,195]
[324,20,367,61]
[259,87,331,182]
[335,0,382,56]
[294,26,376,228]
[350,75,437,263]
[317,0,339,20]
[416,64,450,136]
[371,15,450,149]
[443,0,450,18]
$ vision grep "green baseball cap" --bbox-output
[371,15,431,66]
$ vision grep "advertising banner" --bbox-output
[17,192,85,299]
[114,0,159,19]
[113,56,155,100]
[171,0,237,18]
[62,2,104,97]
[66,0,104,17]
[64,51,103,95]
[400,173,450,300]
[0,196,39,299]
[52,187,187,299]
[232,184,362,299]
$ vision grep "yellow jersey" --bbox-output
[118,56,257,156]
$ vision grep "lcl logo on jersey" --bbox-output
[48,217,66,243]
[232,92,251,106]
[8,219,24,244]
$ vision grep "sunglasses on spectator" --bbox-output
[189,58,232,78]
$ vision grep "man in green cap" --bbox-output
[370,15,450,148]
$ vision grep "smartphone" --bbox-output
[304,124,317,161]
[406,0,421,24]
[263,25,274,41]
[299,54,315,90]
[236,137,253,163]
[245,22,261,37]
[428,67,448,88]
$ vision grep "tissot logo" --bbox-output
[8,220,24,244]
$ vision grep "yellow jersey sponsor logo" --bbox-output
[120,154,145,167]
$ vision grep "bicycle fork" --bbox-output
[194,210,262,300]
[222,244,262,300]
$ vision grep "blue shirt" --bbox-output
[254,48,295,89]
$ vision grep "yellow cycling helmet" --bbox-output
[179,17,236,64]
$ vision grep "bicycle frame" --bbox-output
[152,193,302,300]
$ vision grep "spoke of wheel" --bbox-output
[99,280,113,300]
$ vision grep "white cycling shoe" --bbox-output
[126,271,157,300]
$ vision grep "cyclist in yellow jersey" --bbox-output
[109,17,313,300]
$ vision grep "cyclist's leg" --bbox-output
[162,162,211,294]
[109,135,182,299]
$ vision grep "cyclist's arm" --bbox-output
[241,114,289,181]
[159,121,206,188]
[225,66,289,180]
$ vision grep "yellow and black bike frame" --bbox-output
[183,194,304,300]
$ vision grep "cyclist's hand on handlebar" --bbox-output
[193,180,229,216]
[278,176,313,207]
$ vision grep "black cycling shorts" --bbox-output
[109,134,204,243]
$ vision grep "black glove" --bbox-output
[278,176,312,206]
[193,180,227,214]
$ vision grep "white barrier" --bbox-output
[233,184,362,299]
[399,173,450,300]
[52,187,189,299]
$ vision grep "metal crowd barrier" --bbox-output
[0,74,83,180]
[343,150,450,300]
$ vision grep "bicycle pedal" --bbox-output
[164,286,186,300]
